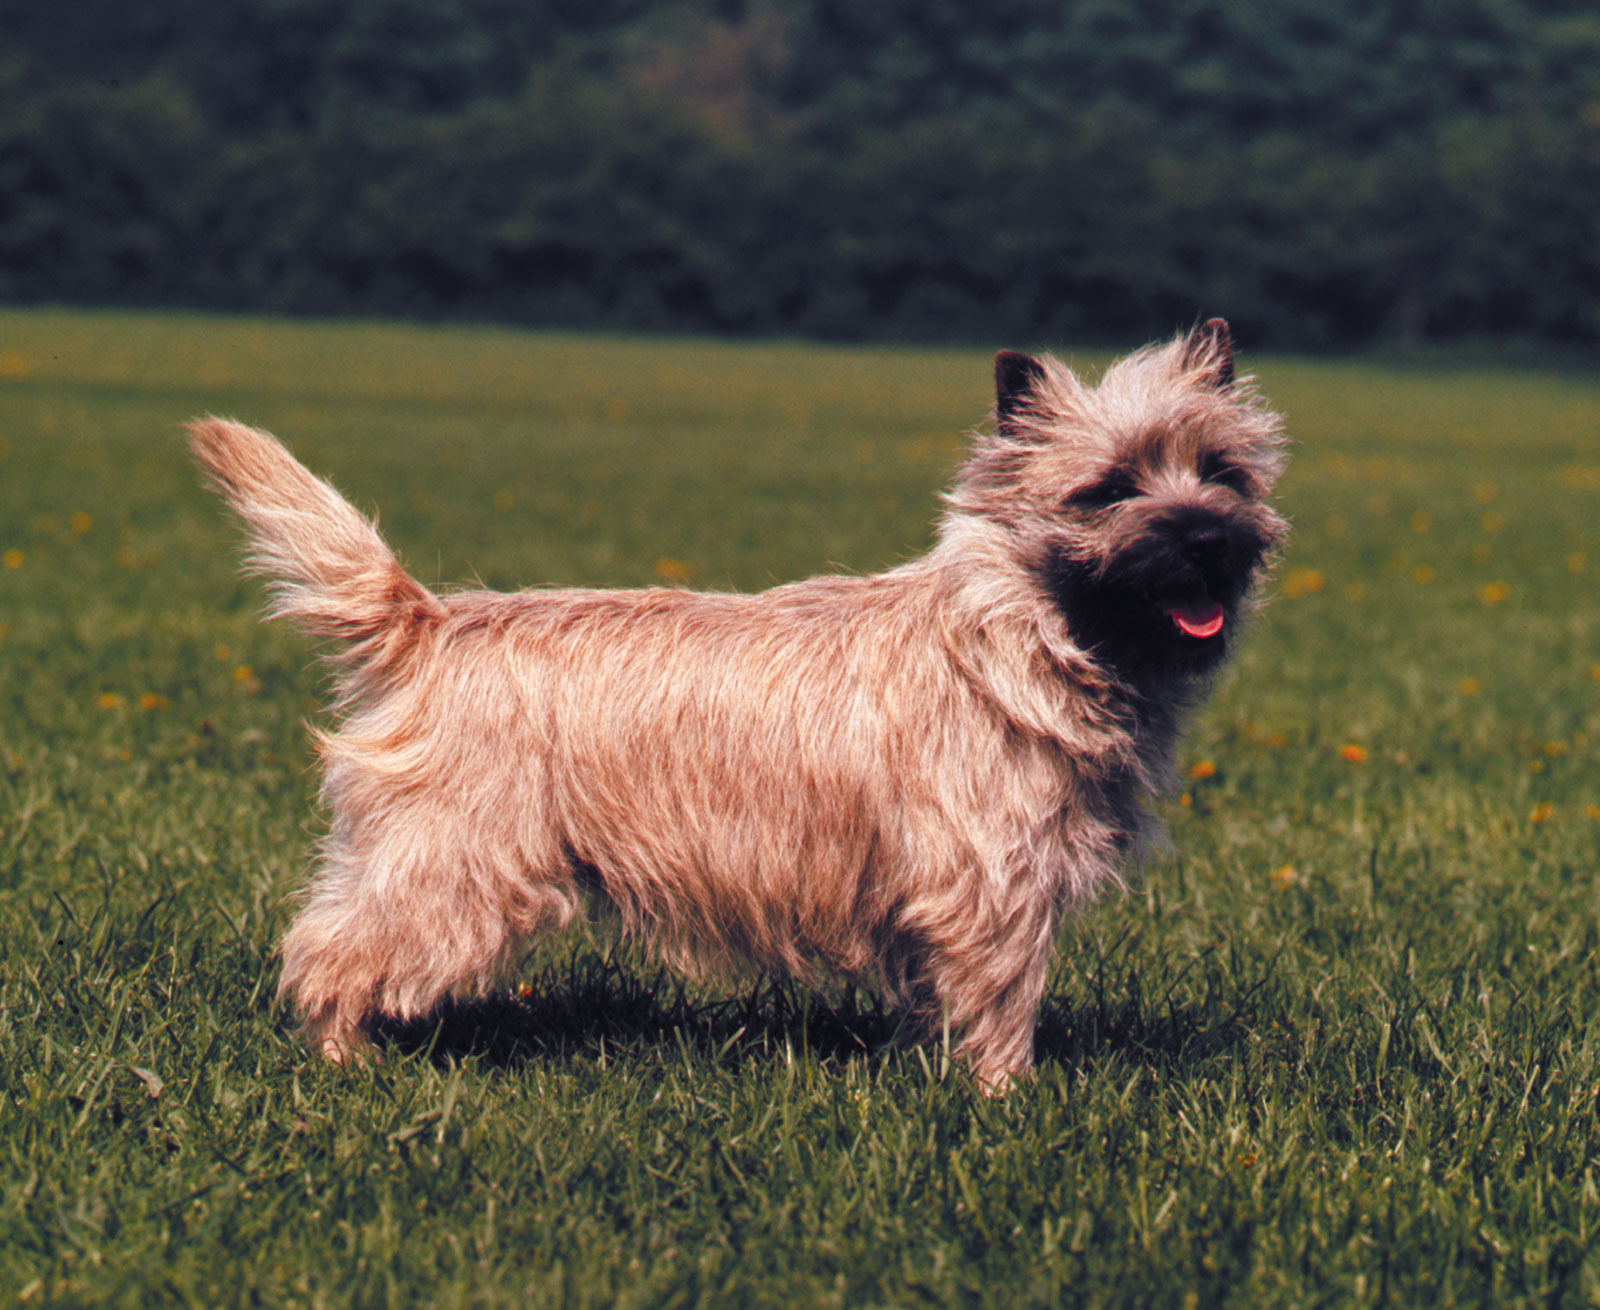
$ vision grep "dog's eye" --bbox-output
[1199,454,1253,496]
[1069,471,1141,510]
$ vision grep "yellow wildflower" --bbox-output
[1282,567,1325,599]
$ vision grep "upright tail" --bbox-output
[188,418,442,650]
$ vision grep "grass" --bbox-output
[4,306,1600,1306]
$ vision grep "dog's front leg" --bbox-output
[911,890,1056,1094]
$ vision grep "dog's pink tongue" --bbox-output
[1168,600,1225,639]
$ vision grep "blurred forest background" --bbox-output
[3,0,1599,348]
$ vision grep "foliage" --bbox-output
[3,2,1600,344]
[5,308,1600,1303]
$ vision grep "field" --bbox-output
[3,306,1600,1307]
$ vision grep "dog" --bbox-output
[190,319,1286,1090]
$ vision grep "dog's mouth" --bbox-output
[1164,597,1226,641]
[1041,508,1275,679]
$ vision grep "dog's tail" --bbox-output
[188,418,442,652]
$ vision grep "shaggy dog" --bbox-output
[190,319,1286,1089]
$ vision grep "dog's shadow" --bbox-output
[373,950,1251,1082]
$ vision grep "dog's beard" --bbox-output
[1041,503,1273,681]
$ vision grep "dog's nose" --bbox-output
[1182,522,1229,569]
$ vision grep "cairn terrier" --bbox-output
[191,319,1285,1089]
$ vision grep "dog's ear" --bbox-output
[995,351,1047,435]
[1184,318,1234,390]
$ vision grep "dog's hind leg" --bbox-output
[277,809,579,1062]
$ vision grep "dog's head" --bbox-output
[950,320,1288,681]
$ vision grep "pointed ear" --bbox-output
[1185,318,1234,390]
[995,350,1047,435]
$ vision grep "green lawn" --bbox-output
[4,307,1600,1307]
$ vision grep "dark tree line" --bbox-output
[3,0,1599,346]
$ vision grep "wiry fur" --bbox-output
[189,321,1286,1090]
